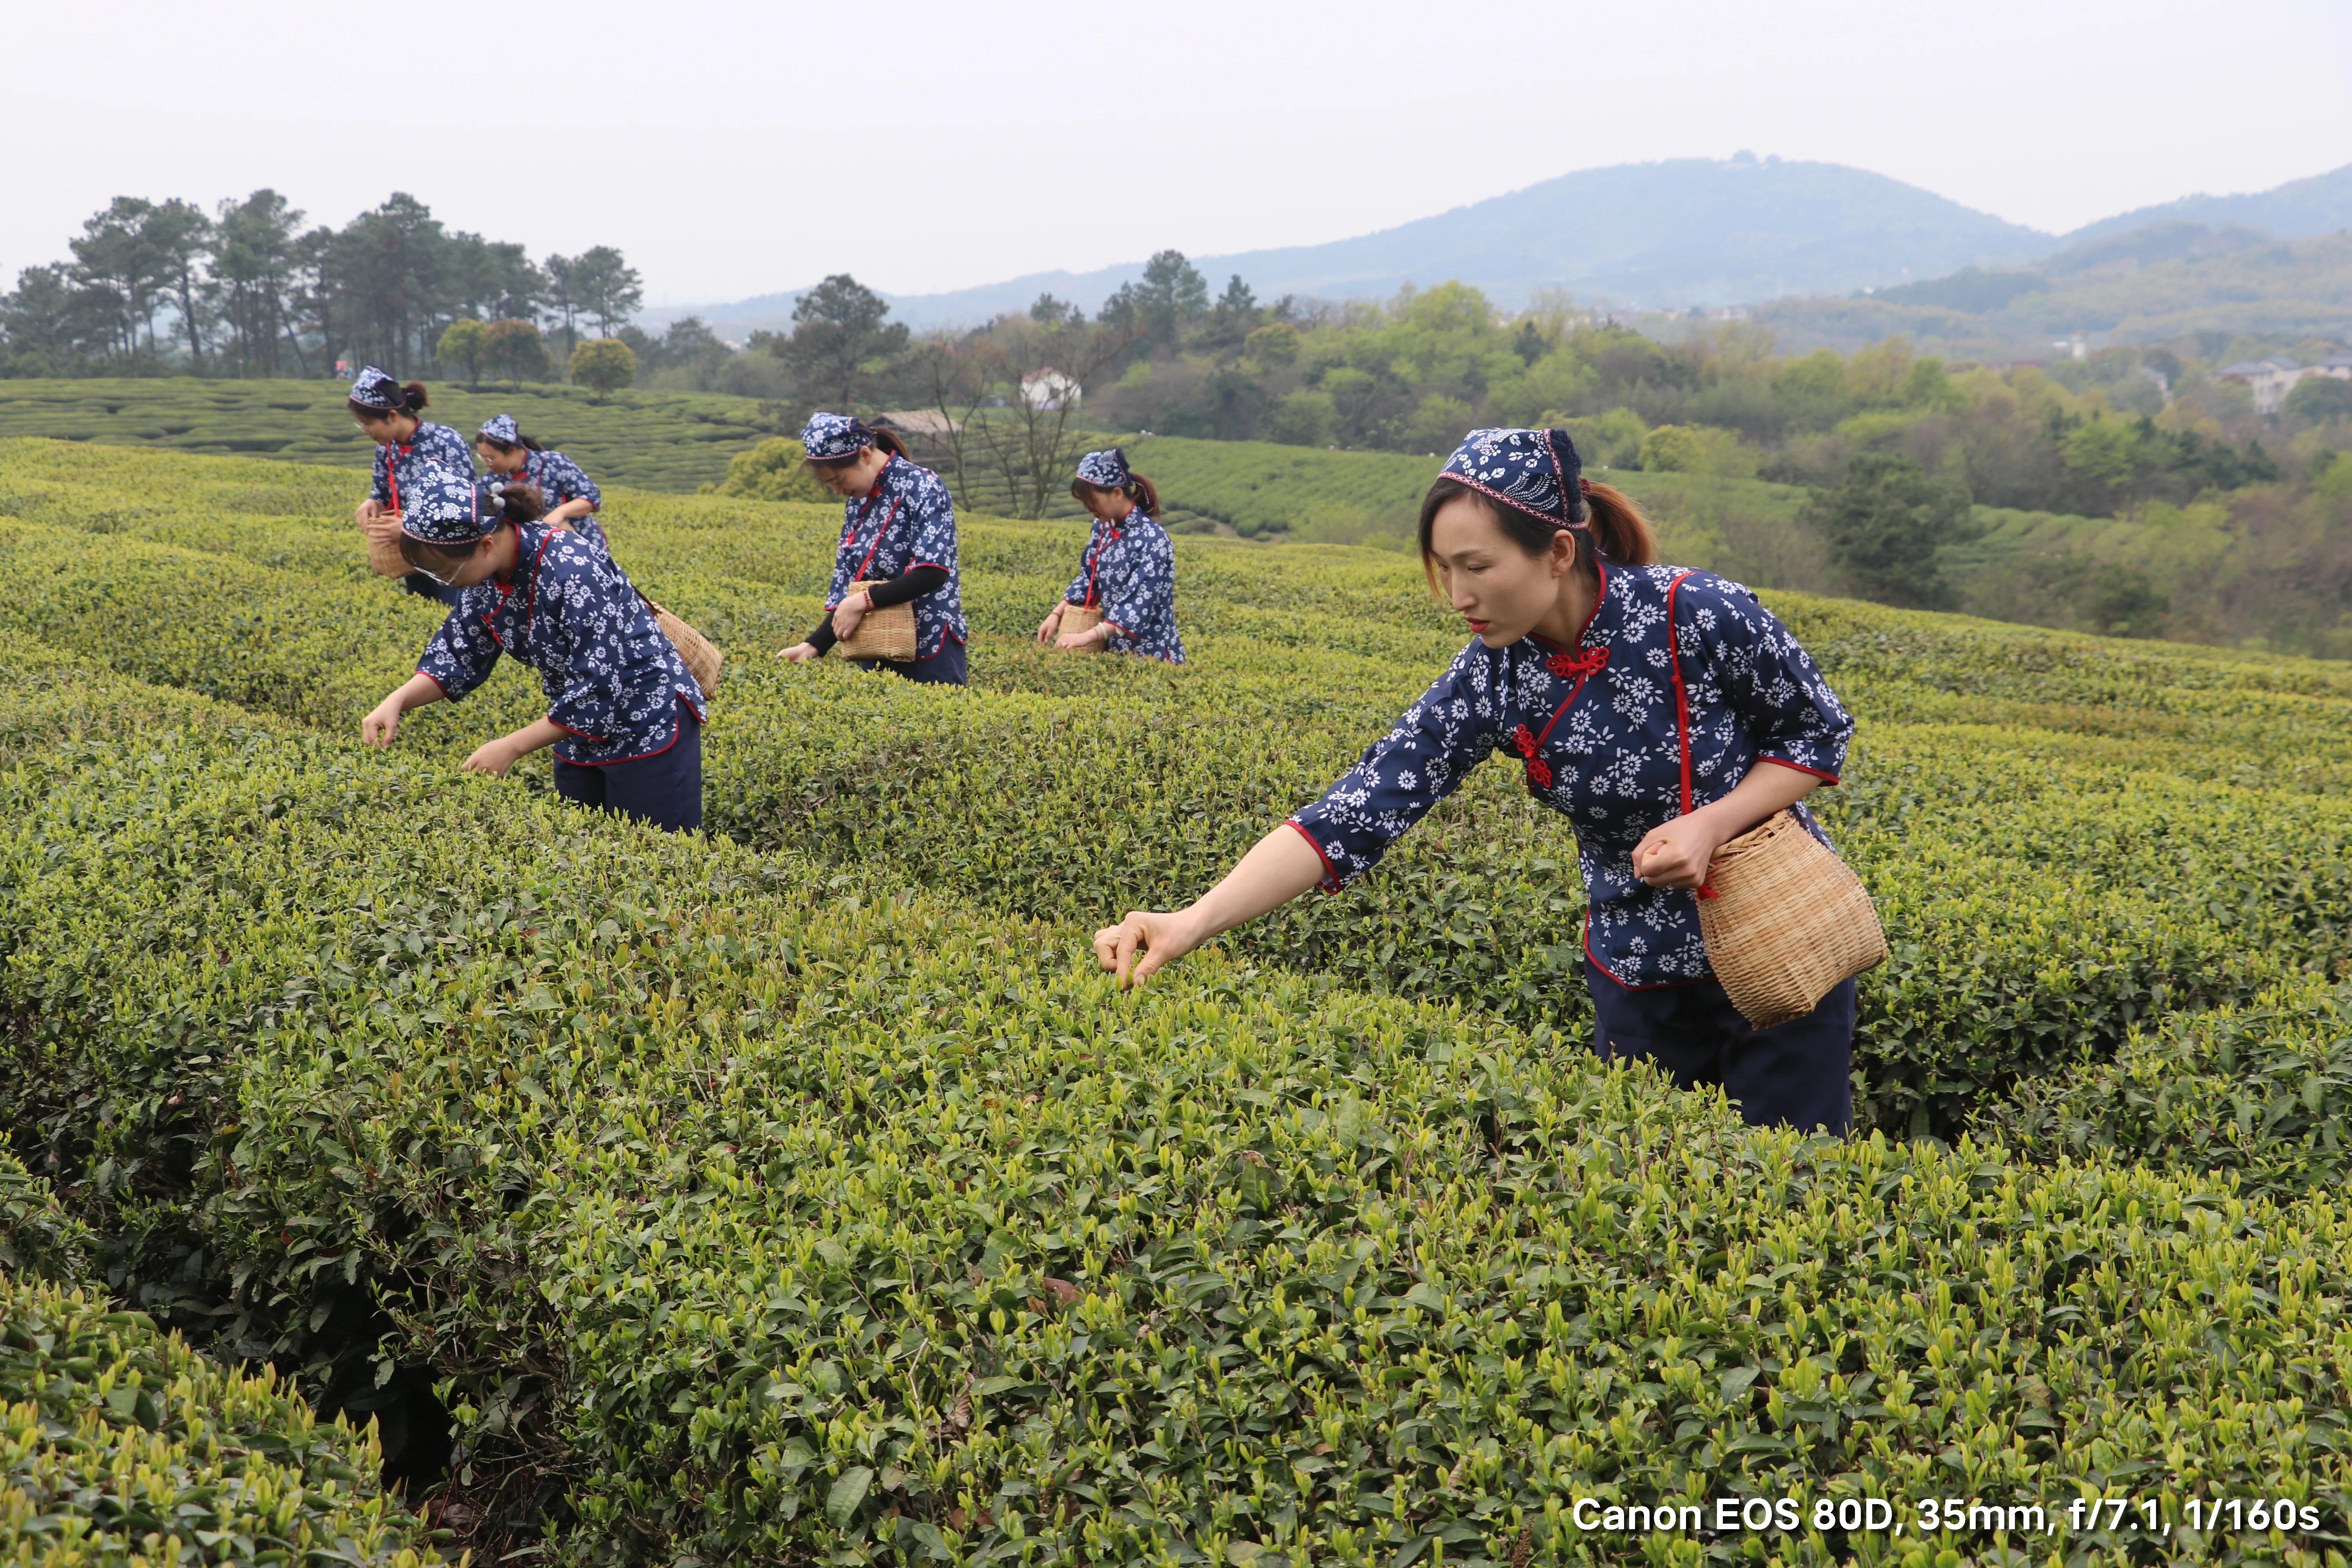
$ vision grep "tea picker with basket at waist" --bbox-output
[347,366,476,607]
[1093,427,1882,1134]
[776,413,969,685]
[1036,448,1185,662]
[475,413,608,554]
[359,463,708,832]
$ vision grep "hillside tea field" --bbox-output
[3,436,2352,1566]
[0,376,781,491]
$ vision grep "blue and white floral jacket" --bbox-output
[1066,510,1184,662]
[824,455,966,658]
[371,423,475,511]
[485,449,606,552]
[1289,560,1854,987]
[416,522,704,766]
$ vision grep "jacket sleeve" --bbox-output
[370,446,393,506]
[903,470,958,575]
[1677,574,1854,782]
[415,600,500,702]
[1287,643,1504,891]
[547,451,601,510]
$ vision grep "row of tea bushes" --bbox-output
[6,443,2352,1134]
[0,379,780,492]
[4,642,2352,1564]
[2,1155,450,1566]
[1982,978,2352,1203]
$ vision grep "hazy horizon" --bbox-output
[7,0,2350,307]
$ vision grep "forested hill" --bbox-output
[676,156,2054,330]
[2063,162,2352,247]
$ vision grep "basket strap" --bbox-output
[1664,570,1717,901]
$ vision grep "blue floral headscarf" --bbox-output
[349,365,401,410]
[398,464,492,544]
[1074,448,1131,490]
[1439,427,1588,528]
[478,413,521,445]
[801,412,874,461]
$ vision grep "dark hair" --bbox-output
[1069,472,1161,515]
[486,481,546,523]
[804,425,908,469]
[1416,477,1657,589]
[348,380,430,421]
[478,432,547,454]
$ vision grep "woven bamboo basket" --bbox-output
[1696,809,1887,1029]
[1060,603,1105,653]
[644,598,723,696]
[836,579,919,662]
[365,526,409,578]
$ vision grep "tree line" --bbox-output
[0,191,642,382]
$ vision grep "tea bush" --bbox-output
[2,640,2350,1566]
[9,440,2352,1562]
[2,1160,450,1565]
[1982,978,2352,1202]
[0,377,779,491]
[4,439,2352,1136]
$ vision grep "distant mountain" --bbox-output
[652,155,2056,334]
[1752,226,2352,358]
[2061,163,2352,247]
[649,158,2352,345]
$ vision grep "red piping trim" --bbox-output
[1759,756,1840,784]
[414,669,450,698]
[1515,555,1612,771]
[1664,571,1718,899]
[1284,818,1342,893]
[559,710,683,768]
[552,719,610,743]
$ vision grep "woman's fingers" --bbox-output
[1092,914,1158,987]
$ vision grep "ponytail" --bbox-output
[399,381,429,413]
[1127,472,1160,515]
[871,428,909,459]
[1579,480,1656,565]
[486,481,547,523]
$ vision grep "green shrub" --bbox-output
[713,436,832,504]
[15,437,2352,1557]
[1,1269,449,1565]
[1984,980,2352,1202]
[3,649,2350,1563]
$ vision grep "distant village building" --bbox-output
[2218,357,2316,416]
[2315,352,2352,381]
[1020,369,1082,411]
[870,410,962,465]
[872,410,962,440]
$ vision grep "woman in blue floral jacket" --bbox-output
[777,413,969,685]
[1036,448,1185,662]
[347,367,475,607]
[1094,427,1862,1132]
[359,463,706,831]
[475,413,607,553]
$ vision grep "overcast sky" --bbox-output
[7,0,2349,306]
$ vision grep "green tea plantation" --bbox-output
[2,436,2350,1566]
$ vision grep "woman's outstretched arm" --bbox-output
[1093,823,1328,987]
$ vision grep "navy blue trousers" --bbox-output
[854,637,967,686]
[552,710,702,832]
[1585,956,1855,1134]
